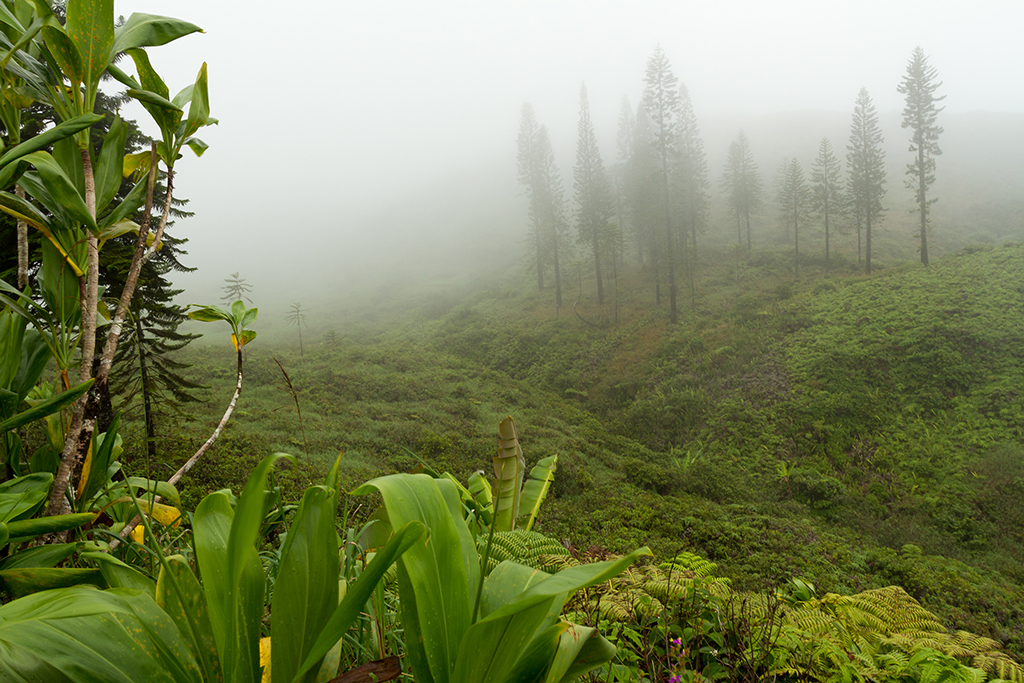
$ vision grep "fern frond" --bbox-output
[477,529,570,574]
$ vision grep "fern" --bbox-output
[476,529,570,574]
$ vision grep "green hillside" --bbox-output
[130,243,1024,662]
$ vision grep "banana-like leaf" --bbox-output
[0,566,104,598]
[0,378,92,435]
[0,542,76,570]
[0,586,203,682]
[66,0,114,101]
[97,173,147,230]
[545,624,617,683]
[0,471,51,522]
[5,512,95,540]
[41,23,82,85]
[353,474,475,683]
[156,555,223,683]
[271,486,337,683]
[185,136,208,157]
[187,303,231,323]
[182,62,208,139]
[451,549,652,683]
[493,416,525,532]
[293,520,426,683]
[0,112,102,168]
[78,413,120,502]
[82,551,156,596]
[20,151,97,232]
[111,12,203,56]
[126,477,181,507]
[518,454,557,532]
[94,114,127,214]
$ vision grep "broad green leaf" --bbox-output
[156,555,223,683]
[78,413,120,503]
[97,173,147,231]
[81,552,156,596]
[66,0,114,99]
[11,327,48,401]
[0,542,76,570]
[272,486,337,683]
[94,114,127,213]
[0,567,104,598]
[353,474,474,683]
[53,135,85,197]
[106,62,141,89]
[240,305,258,329]
[0,113,103,168]
[41,23,82,85]
[230,299,246,325]
[0,2,24,30]
[5,512,95,540]
[111,12,202,55]
[493,416,525,531]
[125,48,169,98]
[21,151,97,231]
[0,378,92,436]
[0,471,51,522]
[293,520,426,683]
[0,191,81,274]
[188,304,231,323]
[126,477,181,507]
[545,624,616,683]
[193,491,234,671]
[125,87,183,115]
[185,136,209,157]
[519,454,557,532]
[182,62,208,138]
[0,523,7,547]
[0,586,202,682]
[123,150,152,178]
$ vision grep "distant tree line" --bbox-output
[516,46,944,316]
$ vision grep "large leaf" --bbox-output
[77,413,120,502]
[82,551,156,596]
[293,520,426,683]
[156,555,223,683]
[5,512,95,541]
[41,23,82,85]
[93,114,127,214]
[0,542,77,570]
[0,113,103,168]
[518,454,557,532]
[493,416,525,531]
[0,567,104,598]
[66,0,114,100]
[181,62,208,139]
[20,151,97,231]
[271,486,337,683]
[353,474,474,683]
[111,13,202,55]
[0,378,92,436]
[0,586,202,682]
[545,624,617,683]
[97,174,147,231]
[0,471,51,522]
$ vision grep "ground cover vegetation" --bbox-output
[2,10,1024,681]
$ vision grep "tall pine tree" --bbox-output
[811,138,845,272]
[777,158,812,277]
[516,103,546,290]
[676,83,709,309]
[536,125,569,312]
[642,46,682,323]
[897,46,944,266]
[573,83,614,307]
[721,130,762,251]
[847,88,886,274]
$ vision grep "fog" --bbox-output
[111,0,1024,319]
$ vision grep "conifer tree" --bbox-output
[535,126,568,311]
[847,88,886,274]
[573,83,614,306]
[517,103,546,289]
[676,84,710,308]
[811,138,845,272]
[643,46,681,323]
[897,46,944,266]
[721,130,762,251]
[778,158,812,276]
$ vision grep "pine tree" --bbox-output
[573,83,614,307]
[847,88,886,274]
[897,46,944,266]
[721,130,762,251]
[535,126,568,312]
[643,46,682,324]
[516,103,546,290]
[676,84,710,309]
[778,158,812,276]
[811,138,845,272]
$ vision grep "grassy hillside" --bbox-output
[124,242,1024,657]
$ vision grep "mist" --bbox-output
[108,0,1024,325]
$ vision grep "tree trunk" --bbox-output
[136,315,157,458]
[15,186,27,290]
[591,222,604,305]
[919,146,929,266]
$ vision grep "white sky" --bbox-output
[109,0,1024,303]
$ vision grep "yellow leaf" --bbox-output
[259,637,271,683]
[76,440,93,500]
[149,502,182,528]
[131,524,144,544]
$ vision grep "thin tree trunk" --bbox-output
[592,224,604,305]
[919,145,929,266]
[46,148,98,517]
[553,234,562,313]
[136,316,156,458]
[15,186,27,289]
[824,199,830,273]
[866,210,873,275]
